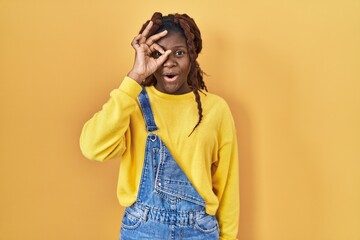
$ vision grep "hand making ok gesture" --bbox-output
[127,21,172,84]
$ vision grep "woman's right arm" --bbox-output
[80,21,172,161]
[79,77,142,161]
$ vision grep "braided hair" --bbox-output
[139,12,207,136]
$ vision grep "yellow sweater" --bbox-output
[80,77,239,240]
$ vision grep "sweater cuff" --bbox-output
[118,76,143,99]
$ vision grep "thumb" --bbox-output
[156,50,172,66]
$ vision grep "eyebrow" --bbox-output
[157,44,187,50]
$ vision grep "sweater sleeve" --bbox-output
[212,104,240,240]
[80,77,142,161]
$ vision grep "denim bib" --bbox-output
[120,88,219,240]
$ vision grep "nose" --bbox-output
[163,54,176,67]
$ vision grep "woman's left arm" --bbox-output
[212,104,240,240]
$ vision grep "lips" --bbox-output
[163,73,179,82]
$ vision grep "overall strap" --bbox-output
[138,87,158,132]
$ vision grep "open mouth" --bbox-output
[163,74,178,81]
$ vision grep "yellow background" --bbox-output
[1,0,359,239]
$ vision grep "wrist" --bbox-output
[127,71,144,84]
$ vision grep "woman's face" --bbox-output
[153,32,192,95]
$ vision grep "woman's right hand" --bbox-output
[127,21,171,84]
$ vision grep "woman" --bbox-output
[80,12,239,240]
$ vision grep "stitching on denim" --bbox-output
[194,221,219,233]
[121,213,142,230]
[163,178,191,185]
[157,186,206,206]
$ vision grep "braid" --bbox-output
[139,12,207,135]
[173,14,207,135]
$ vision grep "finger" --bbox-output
[136,21,154,45]
[145,30,168,46]
[131,34,142,48]
[156,50,172,65]
[141,21,153,39]
[150,43,165,55]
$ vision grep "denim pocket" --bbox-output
[121,208,142,230]
[194,214,219,233]
[155,148,206,207]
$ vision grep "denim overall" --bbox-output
[120,88,220,240]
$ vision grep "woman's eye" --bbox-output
[175,50,185,56]
[152,51,162,58]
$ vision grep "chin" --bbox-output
[163,87,179,94]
